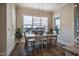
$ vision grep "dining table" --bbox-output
[25,33,57,51]
[24,33,58,51]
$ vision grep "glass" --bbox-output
[23,15,48,33]
[24,16,32,25]
[33,17,40,25]
[55,17,60,34]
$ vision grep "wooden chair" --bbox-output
[52,36,57,47]
[24,32,35,55]
[46,34,57,48]
[34,34,43,49]
[50,35,57,48]
[24,32,27,50]
[42,36,48,48]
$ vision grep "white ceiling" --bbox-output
[16,3,66,12]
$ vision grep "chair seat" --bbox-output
[27,39,35,46]
[35,40,42,45]
[27,39,35,42]
[43,42,47,44]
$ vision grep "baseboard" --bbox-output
[58,40,74,47]
[9,43,18,56]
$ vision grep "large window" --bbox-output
[23,15,48,33]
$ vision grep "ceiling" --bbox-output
[16,3,66,12]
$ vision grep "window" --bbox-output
[23,16,32,33]
[33,17,40,25]
[23,15,48,33]
[54,16,60,34]
[41,17,48,32]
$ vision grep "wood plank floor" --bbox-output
[10,43,65,56]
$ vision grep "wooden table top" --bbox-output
[26,34,57,38]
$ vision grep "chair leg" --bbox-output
[32,42,35,53]
[40,42,43,49]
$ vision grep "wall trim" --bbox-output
[9,43,18,56]
[58,40,74,46]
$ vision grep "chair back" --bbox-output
[24,32,27,40]
[24,32,27,50]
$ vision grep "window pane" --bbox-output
[41,17,48,32]
[24,25,32,33]
[24,16,32,25]
[32,25,40,31]
[55,19,60,29]
[55,17,60,34]
[33,17,40,25]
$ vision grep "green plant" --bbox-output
[15,28,22,42]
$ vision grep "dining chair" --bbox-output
[46,36,52,48]
[41,36,48,48]
[50,35,57,48]
[24,32,35,55]
[42,33,51,48]
[53,36,57,47]
[27,38,35,52]
[24,32,27,50]
[34,34,42,49]
[45,34,57,48]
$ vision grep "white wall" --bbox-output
[0,3,16,56]
[16,6,53,31]
[6,4,16,55]
[53,4,74,46]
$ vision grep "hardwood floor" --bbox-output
[10,43,65,56]
[29,48,65,56]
